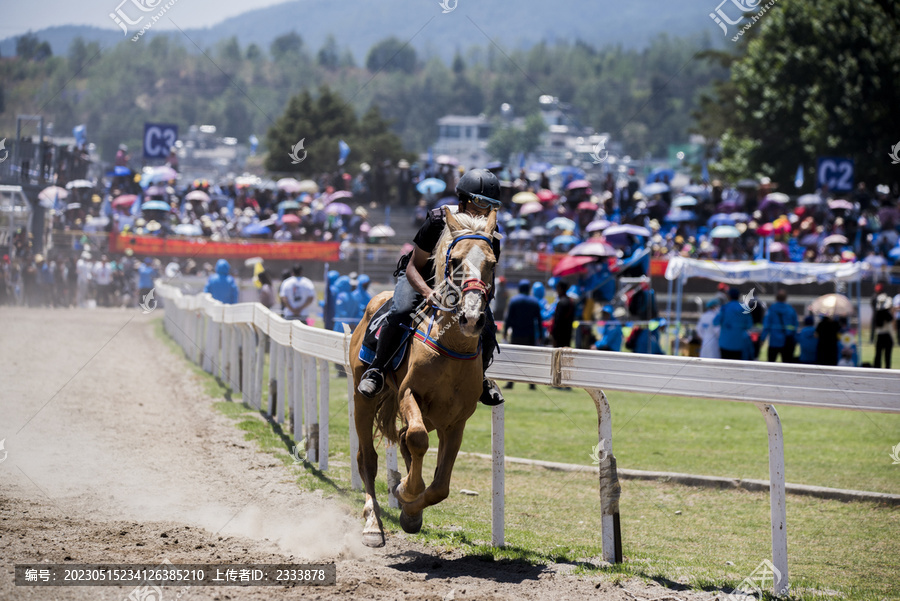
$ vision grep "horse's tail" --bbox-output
[375,392,400,445]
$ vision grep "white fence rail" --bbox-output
[155,282,900,596]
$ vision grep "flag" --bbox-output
[72,124,87,146]
[517,152,526,169]
[338,140,350,166]
[701,160,710,183]
[794,164,804,189]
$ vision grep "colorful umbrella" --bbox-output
[569,239,616,257]
[809,294,854,317]
[671,195,698,208]
[435,155,459,166]
[586,219,611,233]
[326,202,353,215]
[665,209,698,222]
[709,225,741,239]
[797,194,822,206]
[518,202,543,216]
[764,192,790,203]
[552,234,581,248]
[537,189,557,203]
[281,213,301,224]
[143,166,178,184]
[145,185,167,197]
[278,200,301,210]
[828,199,853,211]
[416,178,447,196]
[577,201,600,211]
[276,178,303,193]
[368,224,396,238]
[552,255,597,277]
[38,186,68,205]
[111,194,138,209]
[821,234,848,246]
[512,191,540,204]
[708,213,735,227]
[603,224,651,237]
[325,190,353,204]
[297,179,319,194]
[185,190,210,202]
[641,182,669,196]
[546,217,577,230]
[242,223,271,236]
[173,223,203,236]
[141,200,172,212]
[566,179,591,191]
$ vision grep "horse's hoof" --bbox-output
[399,510,423,534]
[362,531,385,548]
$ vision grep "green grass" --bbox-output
[153,318,900,600]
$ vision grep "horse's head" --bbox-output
[438,209,497,339]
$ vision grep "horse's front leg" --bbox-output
[401,422,466,520]
[394,387,427,506]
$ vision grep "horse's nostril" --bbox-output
[475,315,485,329]
[458,315,468,326]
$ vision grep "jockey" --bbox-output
[357,168,504,406]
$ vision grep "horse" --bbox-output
[349,208,498,547]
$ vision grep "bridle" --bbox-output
[433,233,493,313]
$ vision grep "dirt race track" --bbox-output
[0,308,718,601]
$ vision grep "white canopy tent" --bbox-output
[663,257,869,360]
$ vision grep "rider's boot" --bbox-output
[358,321,407,398]
[480,378,505,406]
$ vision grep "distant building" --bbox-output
[431,115,492,167]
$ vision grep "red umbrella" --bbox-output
[281,214,301,224]
[756,223,775,236]
[577,201,599,211]
[537,189,557,202]
[552,255,598,277]
[112,194,138,209]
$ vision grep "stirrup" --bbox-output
[480,379,504,406]
[358,368,385,398]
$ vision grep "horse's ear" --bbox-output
[445,207,462,232]
[485,210,497,233]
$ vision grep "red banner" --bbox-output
[108,232,341,261]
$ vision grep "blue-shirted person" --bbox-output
[761,289,798,362]
[797,315,818,364]
[714,287,753,360]
[137,258,158,305]
[596,305,624,352]
[204,259,239,304]
[503,279,543,390]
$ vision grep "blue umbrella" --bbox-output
[416,178,447,196]
[485,161,503,170]
[708,213,736,227]
[242,223,272,236]
[434,196,458,208]
[646,168,675,184]
[683,184,709,198]
[546,217,577,231]
[552,234,581,248]
[105,165,132,177]
[888,246,900,261]
[529,162,552,173]
[559,166,585,179]
[665,209,698,222]
[141,200,172,212]
[709,225,741,239]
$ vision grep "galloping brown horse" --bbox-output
[349,209,497,547]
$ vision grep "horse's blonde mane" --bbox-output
[433,208,494,280]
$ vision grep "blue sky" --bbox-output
[2,0,288,39]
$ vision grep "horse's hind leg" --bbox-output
[354,392,385,547]
[398,425,413,472]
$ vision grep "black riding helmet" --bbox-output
[456,168,501,209]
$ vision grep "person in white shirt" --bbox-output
[697,298,722,359]
[75,251,93,307]
[279,264,316,324]
[92,254,114,307]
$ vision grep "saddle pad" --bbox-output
[358,298,411,372]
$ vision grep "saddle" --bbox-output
[358,298,412,372]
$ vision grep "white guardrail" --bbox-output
[155,281,900,595]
